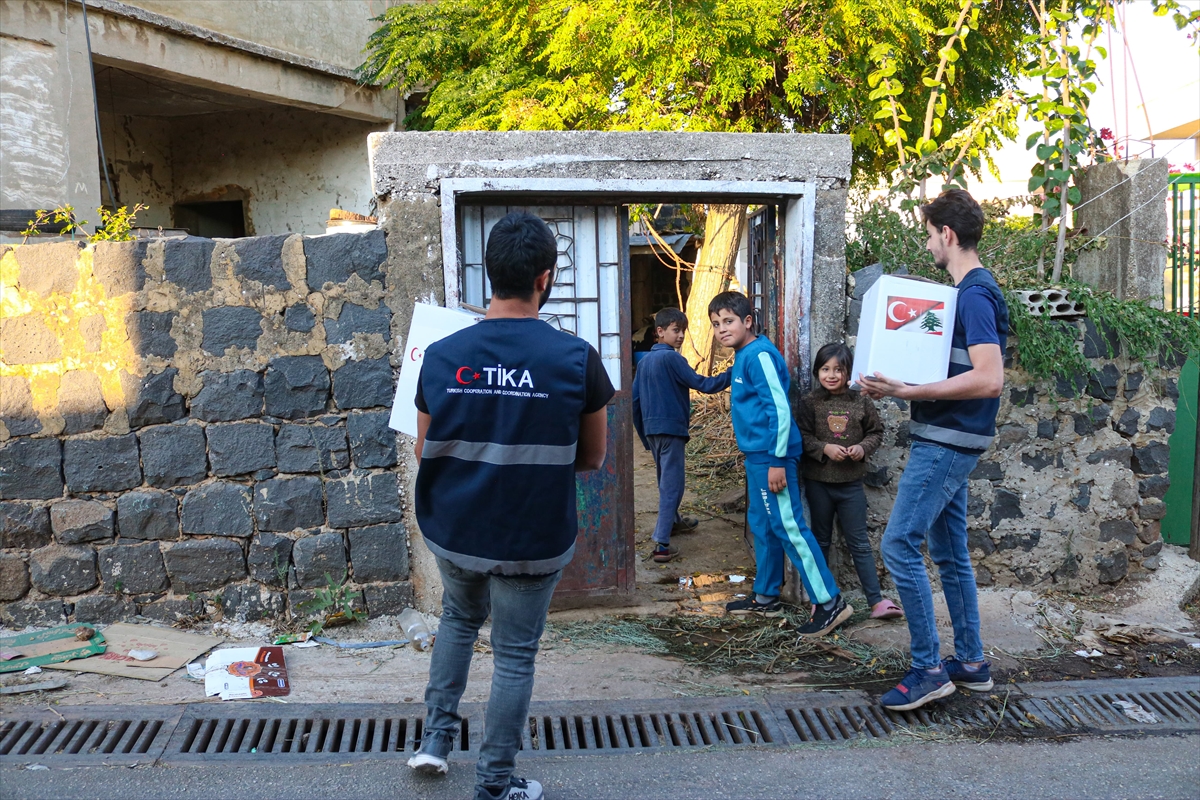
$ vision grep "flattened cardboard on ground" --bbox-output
[0,626,108,673]
[45,623,222,682]
[204,646,291,700]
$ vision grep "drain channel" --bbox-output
[0,707,181,765]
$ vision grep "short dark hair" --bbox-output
[920,189,985,251]
[484,211,558,299]
[708,291,753,321]
[812,342,853,379]
[654,307,688,331]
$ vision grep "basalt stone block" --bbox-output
[967,493,986,518]
[0,314,61,365]
[1146,407,1175,434]
[1112,478,1138,507]
[1036,418,1059,440]
[333,358,393,410]
[206,422,275,477]
[127,310,177,358]
[325,303,392,344]
[288,587,364,620]
[304,230,387,290]
[1081,319,1121,359]
[1138,499,1167,520]
[163,236,215,292]
[0,437,62,500]
[0,553,30,601]
[248,532,293,587]
[50,500,113,544]
[997,530,1041,552]
[349,522,409,583]
[1165,378,1179,400]
[140,424,208,487]
[191,370,265,422]
[363,581,416,618]
[99,542,168,594]
[126,368,186,429]
[64,434,141,492]
[0,375,42,436]
[1131,442,1171,475]
[29,545,98,596]
[861,465,890,488]
[893,420,910,449]
[202,306,264,355]
[970,461,1004,482]
[1073,413,1095,436]
[0,600,69,628]
[265,356,330,419]
[1096,549,1128,584]
[966,528,994,555]
[275,423,349,473]
[1086,364,1121,401]
[347,411,398,468]
[1021,451,1055,472]
[163,539,246,593]
[15,240,81,297]
[1009,386,1036,407]
[232,234,290,290]
[116,490,178,540]
[57,370,107,435]
[73,595,138,624]
[253,476,323,532]
[292,532,348,588]
[285,304,315,332]
[996,423,1030,447]
[1114,408,1141,437]
[1124,372,1144,399]
[92,239,149,297]
[181,482,253,537]
[326,472,402,529]
[1142,540,1163,557]
[1,503,52,548]
[1055,371,1088,398]
[990,489,1024,528]
[1098,518,1138,545]
[1071,482,1092,510]
[138,597,207,624]
[1085,445,1132,467]
[1053,553,1081,581]
[220,582,286,622]
[1138,474,1171,499]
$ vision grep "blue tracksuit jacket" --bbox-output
[730,335,804,466]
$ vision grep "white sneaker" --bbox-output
[504,778,543,800]
[407,750,448,776]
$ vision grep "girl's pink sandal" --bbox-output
[870,599,904,619]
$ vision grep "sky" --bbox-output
[965,0,1199,201]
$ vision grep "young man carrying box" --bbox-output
[860,189,1009,711]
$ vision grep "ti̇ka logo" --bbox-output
[885,296,944,335]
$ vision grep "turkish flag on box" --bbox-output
[851,275,958,387]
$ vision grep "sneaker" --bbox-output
[672,516,700,533]
[652,544,679,563]
[407,738,450,776]
[725,597,783,616]
[942,657,995,691]
[796,596,853,638]
[880,666,957,711]
[480,777,544,800]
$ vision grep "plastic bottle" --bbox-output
[398,608,434,651]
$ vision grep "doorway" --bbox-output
[174,200,246,238]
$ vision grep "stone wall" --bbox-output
[842,268,1180,595]
[0,233,415,628]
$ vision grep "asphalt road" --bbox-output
[3,733,1197,800]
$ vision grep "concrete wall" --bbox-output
[0,232,414,628]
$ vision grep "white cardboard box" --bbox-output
[388,303,479,436]
[851,275,958,387]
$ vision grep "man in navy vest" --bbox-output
[860,190,1009,712]
[408,211,614,800]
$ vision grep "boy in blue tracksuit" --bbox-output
[632,308,732,563]
[709,291,852,636]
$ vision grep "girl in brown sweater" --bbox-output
[798,343,903,620]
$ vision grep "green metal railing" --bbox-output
[1167,172,1198,315]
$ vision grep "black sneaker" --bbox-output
[942,656,995,691]
[797,596,852,637]
[673,516,700,533]
[725,597,783,617]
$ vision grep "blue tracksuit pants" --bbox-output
[745,455,840,605]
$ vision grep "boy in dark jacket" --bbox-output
[632,308,731,563]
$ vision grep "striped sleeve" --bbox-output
[756,351,792,463]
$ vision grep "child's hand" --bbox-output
[846,444,865,461]
[823,443,848,462]
[768,466,787,492]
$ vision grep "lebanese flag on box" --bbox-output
[851,275,958,387]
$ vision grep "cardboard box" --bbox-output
[389,303,480,437]
[851,275,958,386]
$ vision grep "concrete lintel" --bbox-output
[369,132,852,197]
[86,5,397,123]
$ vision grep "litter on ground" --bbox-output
[1112,700,1160,724]
[0,625,108,674]
[204,646,291,701]
[45,623,221,682]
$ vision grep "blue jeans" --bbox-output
[745,456,839,605]
[422,556,562,796]
[647,434,687,546]
[880,441,984,670]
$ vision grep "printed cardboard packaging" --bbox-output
[851,275,958,386]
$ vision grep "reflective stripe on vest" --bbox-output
[423,439,578,466]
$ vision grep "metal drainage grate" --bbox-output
[0,708,181,765]
[522,701,776,753]
[1009,677,1200,734]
